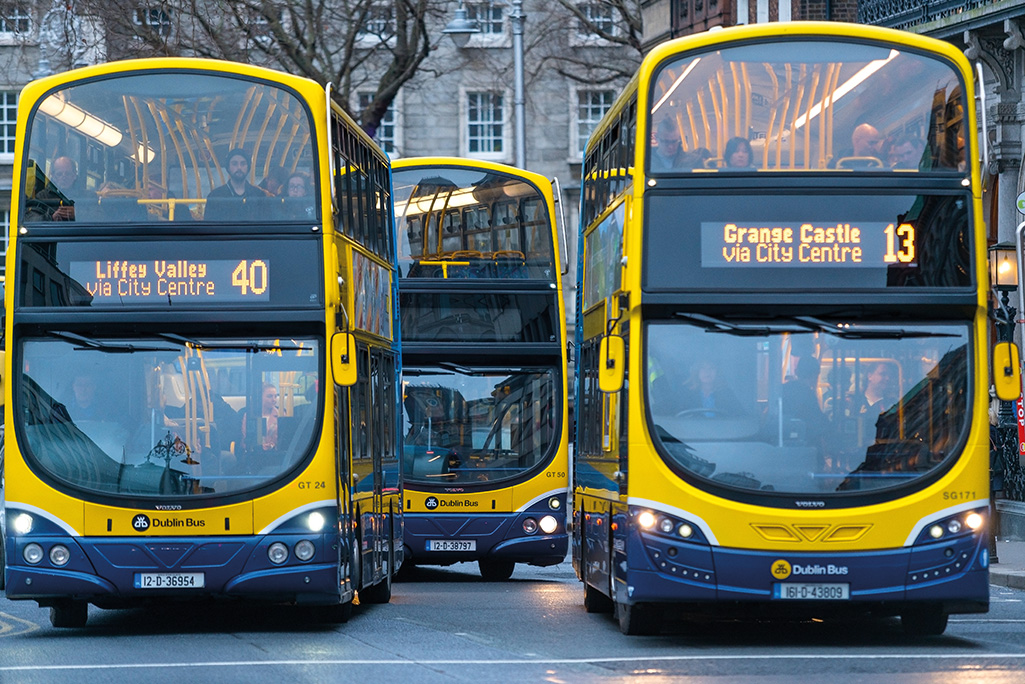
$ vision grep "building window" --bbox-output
[576,2,617,38]
[576,89,614,156]
[133,8,172,37]
[1,210,8,282]
[466,91,504,156]
[0,3,30,33]
[0,91,16,155]
[467,2,504,35]
[357,3,395,38]
[358,91,398,156]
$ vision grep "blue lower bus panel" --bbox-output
[616,512,989,614]
[404,496,568,567]
[5,530,347,607]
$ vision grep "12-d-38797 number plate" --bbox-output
[426,540,476,552]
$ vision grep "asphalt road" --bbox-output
[2,560,1025,683]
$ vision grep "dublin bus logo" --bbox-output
[425,497,439,510]
[132,514,151,531]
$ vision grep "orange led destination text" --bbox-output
[721,223,863,264]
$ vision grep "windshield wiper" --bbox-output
[50,331,179,354]
[157,333,311,352]
[438,362,530,376]
[674,313,809,336]
[793,317,960,340]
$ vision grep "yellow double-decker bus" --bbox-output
[392,158,569,580]
[1,58,401,627]
[574,22,1019,635]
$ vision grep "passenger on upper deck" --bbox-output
[25,156,79,221]
[830,123,884,168]
[207,148,263,200]
[887,133,926,170]
[651,119,689,170]
[724,137,755,169]
[259,166,289,197]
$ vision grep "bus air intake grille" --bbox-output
[750,525,800,542]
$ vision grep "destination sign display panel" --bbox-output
[642,193,973,291]
[69,258,270,303]
[19,238,322,308]
[701,221,915,268]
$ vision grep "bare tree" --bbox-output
[74,0,444,134]
[537,0,642,84]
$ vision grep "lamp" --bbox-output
[444,0,526,168]
[442,4,481,48]
[990,241,1018,292]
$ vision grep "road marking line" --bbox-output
[0,613,40,638]
[5,653,1025,671]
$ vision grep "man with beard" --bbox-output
[208,148,262,199]
[206,148,264,220]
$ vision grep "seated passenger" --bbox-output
[24,156,80,222]
[724,137,755,169]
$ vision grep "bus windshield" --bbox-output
[18,335,320,498]
[649,41,965,173]
[645,321,969,498]
[22,71,316,224]
[402,368,557,484]
[392,167,556,279]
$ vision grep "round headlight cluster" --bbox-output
[295,540,316,562]
[23,543,44,564]
[268,542,289,565]
[539,515,559,534]
[522,518,539,534]
[49,545,71,566]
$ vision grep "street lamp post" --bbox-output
[444,0,527,168]
[989,241,1020,564]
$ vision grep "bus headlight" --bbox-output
[49,545,71,566]
[947,519,963,534]
[658,517,675,534]
[929,525,944,539]
[678,524,694,539]
[637,511,657,529]
[965,512,984,530]
[307,512,326,532]
[522,518,538,534]
[548,497,562,510]
[539,515,559,534]
[13,514,33,535]
[294,540,316,562]
[268,542,289,564]
[24,543,44,564]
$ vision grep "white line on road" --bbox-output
[4,653,1025,672]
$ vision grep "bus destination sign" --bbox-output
[701,221,915,268]
[69,259,270,303]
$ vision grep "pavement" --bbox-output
[991,540,1025,590]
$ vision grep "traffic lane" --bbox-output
[0,562,1024,684]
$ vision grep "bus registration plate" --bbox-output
[427,540,476,552]
[773,583,849,600]
[135,573,205,589]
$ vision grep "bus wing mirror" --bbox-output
[599,335,625,393]
[993,341,1021,402]
[332,332,357,387]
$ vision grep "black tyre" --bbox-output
[616,600,661,636]
[49,600,88,628]
[479,559,515,581]
[901,605,948,636]
[583,581,614,614]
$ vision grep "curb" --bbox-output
[990,568,1025,591]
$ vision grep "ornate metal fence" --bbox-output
[858,0,999,31]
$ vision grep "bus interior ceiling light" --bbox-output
[794,50,899,128]
[651,59,701,115]
[40,95,124,147]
